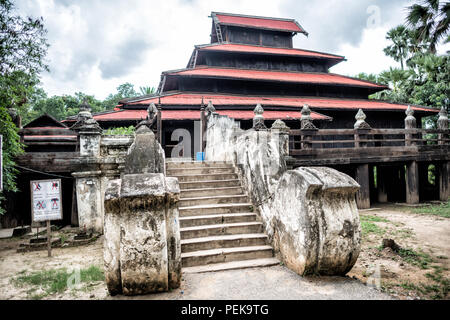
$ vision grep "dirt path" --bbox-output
[348,204,450,300]
[0,204,448,300]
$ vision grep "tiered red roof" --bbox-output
[87,109,330,122]
[198,43,345,60]
[122,93,437,113]
[166,67,387,89]
[212,12,305,34]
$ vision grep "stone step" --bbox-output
[179,213,257,228]
[179,179,241,189]
[179,194,249,207]
[179,203,254,216]
[166,161,233,169]
[180,222,263,239]
[167,167,235,176]
[173,173,238,182]
[180,186,244,198]
[182,257,280,273]
[181,245,273,267]
[181,233,267,253]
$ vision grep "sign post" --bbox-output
[30,179,63,257]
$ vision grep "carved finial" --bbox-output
[70,99,101,132]
[404,105,416,129]
[147,103,157,120]
[79,99,91,112]
[354,109,371,129]
[253,104,267,131]
[205,100,217,117]
[201,96,204,109]
[254,103,264,116]
[405,105,414,118]
[300,104,317,130]
[271,119,290,133]
[437,106,449,130]
[136,103,158,132]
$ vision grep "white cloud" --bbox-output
[13,0,450,100]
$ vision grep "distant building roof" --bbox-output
[212,12,307,34]
[197,43,345,60]
[165,67,388,89]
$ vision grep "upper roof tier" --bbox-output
[211,12,308,34]
[188,43,345,70]
[162,67,387,90]
[210,12,307,48]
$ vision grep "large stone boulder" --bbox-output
[103,173,181,295]
[269,167,361,275]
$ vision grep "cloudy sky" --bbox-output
[15,0,450,100]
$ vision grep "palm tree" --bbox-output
[139,86,156,95]
[383,25,410,69]
[406,0,450,53]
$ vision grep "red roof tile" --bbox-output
[125,93,437,113]
[214,13,304,33]
[167,67,387,89]
[92,109,329,121]
[199,43,344,60]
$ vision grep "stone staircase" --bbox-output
[166,160,279,273]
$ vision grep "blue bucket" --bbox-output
[196,152,205,161]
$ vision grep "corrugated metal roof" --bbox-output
[199,43,344,60]
[213,12,304,33]
[92,109,329,121]
[125,93,437,113]
[167,67,387,89]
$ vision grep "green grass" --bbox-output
[397,248,434,269]
[12,265,104,299]
[360,215,387,237]
[412,200,450,218]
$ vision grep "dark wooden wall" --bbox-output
[175,77,374,99]
[202,52,329,72]
[224,26,293,48]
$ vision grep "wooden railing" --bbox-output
[289,128,450,156]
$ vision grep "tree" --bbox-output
[406,0,450,53]
[139,86,156,95]
[0,0,48,213]
[383,25,411,70]
[102,82,140,110]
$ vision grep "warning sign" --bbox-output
[30,179,63,222]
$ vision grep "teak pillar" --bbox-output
[356,164,370,209]
[377,166,388,203]
[439,162,450,201]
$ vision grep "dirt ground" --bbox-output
[0,204,448,300]
[348,203,450,300]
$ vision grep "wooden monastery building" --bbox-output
[3,12,447,229]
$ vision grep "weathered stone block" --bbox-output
[103,173,181,296]
[270,167,360,275]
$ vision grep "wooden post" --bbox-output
[157,99,162,144]
[404,106,416,146]
[437,107,448,145]
[47,220,51,257]
[377,166,388,203]
[354,109,371,148]
[356,164,370,209]
[439,161,450,201]
[200,97,206,152]
[300,104,317,149]
[406,161,419,204]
